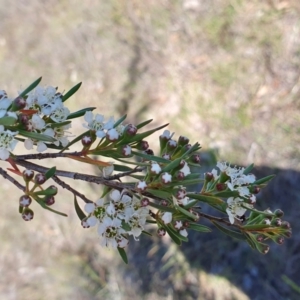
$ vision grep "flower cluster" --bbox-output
[0,84,73,158]
[83,189,150,248]
[210,162,257,224]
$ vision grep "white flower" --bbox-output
[161,172,172,184]
[31,114,46,130]
[136,180,147,191]
[98,216,124,248]
[162,212,172,224]
[0,97,12,118]
[106,128,119,141]
[179,229,188,237]
[226,197,247,224]
[150,161,161,174]
[0,125,18,160]
[180,161,191,176]
[160,130,173,139]
[83,112,114,138]
[84,198,106,226]
[50,104,70,122]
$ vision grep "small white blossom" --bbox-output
[0,97,11,118]
[161,172,172,184]
[106,128,119,141]
[180,161,191,176]
[0,125,18,160]
[179,229,188,237]
[162,212,172,224]
[136,180,147,191]
[150,161,161,174]
[226,197,247,224]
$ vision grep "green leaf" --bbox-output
[74,195,87,221]
[0,117,17,126]
[117,247,128,264]
[187,193,224,205]
[176,205,198,221]
[34,187,57,196]
[136,119,153,129]
[118,123,169,145]
[67,107,96,120]
[147,188,171,200]
[252,175,275,185]
[183,199,198,210]
[188,222,211,232]
[243,163,254,175]
[142,230,152,236]
[131,151,170,163]
[212,221,247,241]
[164,225,182,245]
[148,202,174,212]
[161,157,182,173]
[244,232,257,249]
[35,198,68,217]
[19,77,42,97]
[45,166,56,180]
[241,224,271,231]
[114,114,127,128]
[62,82,82,102]
[168,178,203,187]
[49,120,72,128]
[113,164,134,172]
[18,130,56,142]
[213,191,239,198]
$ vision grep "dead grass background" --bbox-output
[0,0,299,299]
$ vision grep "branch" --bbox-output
[52,175,93,203]
[13,152,83,160]
[0,167,26,192]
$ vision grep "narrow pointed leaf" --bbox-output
[45,166,56,179]
[19,77,42,97]
[188,223,211,232]
[0,117,17,126]
[212,221,247,241]
[243,163,254,175]
[114,114,127,128]
[147,189,172,200]
[49,121,72,128]
[117,247,128,264]
[67,107,96,120]
[187,193,224,205]
[62,82,82,102]
[74,195,87,221]
[18,130,56,142]
[176,205,198,221]
[136,119,153,129]
[131,151,170,163]
[164,225,182,245]
[148,202,174,212]
[252,175,275,185]
[113,164,134,172]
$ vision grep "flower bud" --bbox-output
[190,154,200,164]
[256,235,264,242]
[22,169,34,181]
[256,242,270,254]
[136,180,147,192]
[160,200,168,206]
[161,172,172,184]
[121,145,132,157]
[44,196,55,206]
[124,124,137,136]
[162,153,171,160]
[18,113,30,125]
[282,230,292,238]
[183,220,190,228]
[216,183,227,191]
[141,197,150,207]
[272,218,282,227]
[174,220,183,230]
[157,228,166,237]
[35,173,46,184]
[81,218,90,228]
[250,186,261,194]
[81,135,93,146]
[136,140,149,151]
[178,136,189,146]
[175,171,185,181]
[12,96,26,110]
[144,149,154,155]
[106,128,119,142]
[275,236,284,245]
[22,208,34,221]
[205,172,214,182]
[47,185,58,196]
[274,209,284,218]
[176,189,186,200]
[281,221,291,229]
[19,195,32,207]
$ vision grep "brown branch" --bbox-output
[52,175,93,204]
[0,167,26,192]
[14,151,83,160]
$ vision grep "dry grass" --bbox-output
[0,0,299,299]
